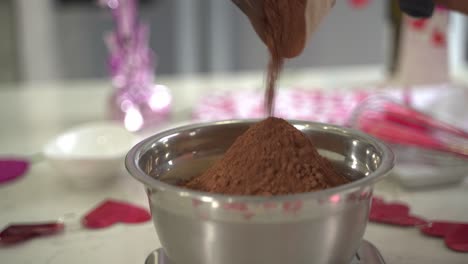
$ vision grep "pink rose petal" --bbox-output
[369,197,427,227]
[0,222,64,246]
[82,199,151,229]
[420,221,468,252]
[0,159,30,184]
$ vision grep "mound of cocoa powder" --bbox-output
[181,117,349,196]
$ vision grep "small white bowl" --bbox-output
[43,122,137,187]
[390,145,468,189]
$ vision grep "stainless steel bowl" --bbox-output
[126,120,394,264]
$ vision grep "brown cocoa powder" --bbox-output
[181,117,349,196]
[263,0,308,59]
[263,0,307,116]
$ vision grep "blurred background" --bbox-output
[2,3,468,264]
[2,0,380,83]
[2,0,466,84]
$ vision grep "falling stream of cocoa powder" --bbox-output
[263,0,307,116]
[265,53,283,117]
[263,0,284,117]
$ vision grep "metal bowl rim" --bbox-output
[125,119,395,203]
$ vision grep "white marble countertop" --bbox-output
[1,67,467,263]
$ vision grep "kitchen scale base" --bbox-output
[145,240,386,264]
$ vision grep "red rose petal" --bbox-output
[0,222,64,245]
[371,196,385,204]
[370,198,468,253]
[387,215,427,227]
[369,197,427,227]
[82,199,151,229]
[370,214,427,227]
[420,221,459,237]
[445,225,468,252]
[420,221,468,252]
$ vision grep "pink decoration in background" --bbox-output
[357,116,466,157]
[192,89,372,125]
[421,221,468,252]
[431,28,446,47]
[349,0,371,9]
[0,159,30,184]
[193,87,467,158]
[0,222,64,246]
[369,197,468,253]
[2,196,467,252]
[369,197,427,227]
[436,5,448,12]
[350,96,468,159]
[0,199,150,246]
[100,0,171,132]
[82,199,151,229]
[395,8,449,85]
[405,10,447,47]
[381,103,468,138]
[410,19,428,31]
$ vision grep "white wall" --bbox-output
[0,1,17,83]
[449,13,467,75]
[15,0,61,82]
